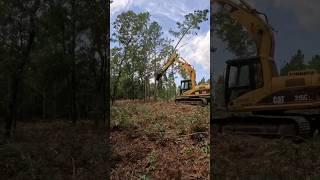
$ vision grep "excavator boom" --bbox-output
[156,51,197,88]
[176,57,197,88]
[156,52,178,81]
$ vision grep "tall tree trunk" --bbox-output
[4,12,36,137]
[131,73,134,100]
[154,78,157,101]
[6,74,18,137]
[53,82,57,120]
[111,51,128,104]
[71,0,77,124]
[42,90,46,119]
[102,48,107,124]
[144,78,146,102]
[112,75,120,104]
[71,68,77,123]
[105,0,110,177]
[95,46,107,125]
[146,79,149,100]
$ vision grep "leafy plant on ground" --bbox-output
[155,123,166,138]
[111,107,133,129]
[184,147,195,156]
[147,151,157,164]
[200,140,210,154]
[178,128,187,135]
[146,150,158,171]
[139,174,150,180]
[188,114,207,133]
[144,122,166,140]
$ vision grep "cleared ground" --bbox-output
[110,100,210,179]
[212,133,320,179]
[3,101,319,179]
[111,100,320,179]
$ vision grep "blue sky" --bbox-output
[213,0,320,76]
[110,0,210,84]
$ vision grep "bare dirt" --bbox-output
[212,131,320,179]
[110,100,210,179]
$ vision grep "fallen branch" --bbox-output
[174,131,208,139]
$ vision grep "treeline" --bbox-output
[110,11,176,102]
[110,9,209,102]
[0,0,108,136]
[280,49,320,75]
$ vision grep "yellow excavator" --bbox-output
[156,51,210,105]
[212,0,320,137]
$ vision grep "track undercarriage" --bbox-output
[175,96,210,106]
[212,111,320,138]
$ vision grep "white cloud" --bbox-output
[110,0,134,15]
[110,0,190,22]
[139,1,189,22]
[179,30,210,74]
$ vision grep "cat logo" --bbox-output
[273,96,284,104]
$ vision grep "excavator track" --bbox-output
[175,97,209,106]
[212,114,312,138]
[294,116,311,138]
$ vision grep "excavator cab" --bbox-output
[224,57,263,107]
[180,79,192,95]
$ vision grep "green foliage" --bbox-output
[111,107,132,128]
[280,49,306,75]
[184,147,195,156]
[200,140,210,154]
[111,10,173,100]
[199,77,206,84]
[212,9,256,57]
[0,0,109,120]
[188,109,208,134]
[308,55,320,72]
[146,150,157,171]
[169,9,209,40]
[147,150,158,165]
[155,123,166,138]
[177,64,189,79]
[139,174,150,180]
[144,122,166,140]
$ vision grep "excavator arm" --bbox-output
[155,52,178,81]
[213,0,278,83]
[155,51,197,88]
[214,0,274,57]
[176,57,197,88]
